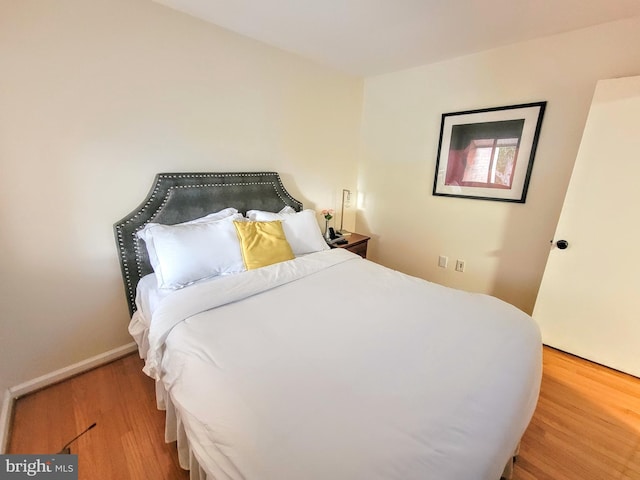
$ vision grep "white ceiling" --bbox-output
[153,0,640,76]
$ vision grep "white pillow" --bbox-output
[137,207,238,285]
[278,205,297,215]
[137,213,245,289]
[245,209,329,255]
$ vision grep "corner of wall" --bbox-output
[0,342,138,453]
[0,389,13,453]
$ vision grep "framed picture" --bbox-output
[432,101,546,203]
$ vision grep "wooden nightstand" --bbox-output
[332,233,370,258]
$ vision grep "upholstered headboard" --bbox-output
[114,172,303,316]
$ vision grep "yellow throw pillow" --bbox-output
[233,220,295,270]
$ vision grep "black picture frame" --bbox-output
[432,101,546,203]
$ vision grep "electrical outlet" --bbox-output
[455,259,465,272]
[438,255,448,268]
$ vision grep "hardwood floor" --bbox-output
[7,347,640,479]
[7,354,188,480]
[514,347,640,480]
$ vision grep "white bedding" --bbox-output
[131,249,542,480]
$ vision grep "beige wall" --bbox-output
[0,0,362,393]
[358,17,640,314]
[2,0,640,395]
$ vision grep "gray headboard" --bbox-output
[114,172,303,316]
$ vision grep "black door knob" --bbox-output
[556,240,569,249]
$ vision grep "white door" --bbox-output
[533,76,640,378]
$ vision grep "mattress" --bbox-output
[131,248,542,480]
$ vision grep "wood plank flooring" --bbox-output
[514,347,640,479]
[7,354,188,480]
[7,347,640,479]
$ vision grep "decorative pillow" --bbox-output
[245,209,329,256]
[138,213,245,289]
[233,221,295,270]
[136,207,239,284]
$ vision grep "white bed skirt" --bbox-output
[155,379,210,480]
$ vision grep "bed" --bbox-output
[114,172,542,480]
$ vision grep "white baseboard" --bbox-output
[0,389,12,453]
[0,342,138,453]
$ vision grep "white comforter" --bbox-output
[136,249,542,480]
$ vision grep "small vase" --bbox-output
[325,220,331,240]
